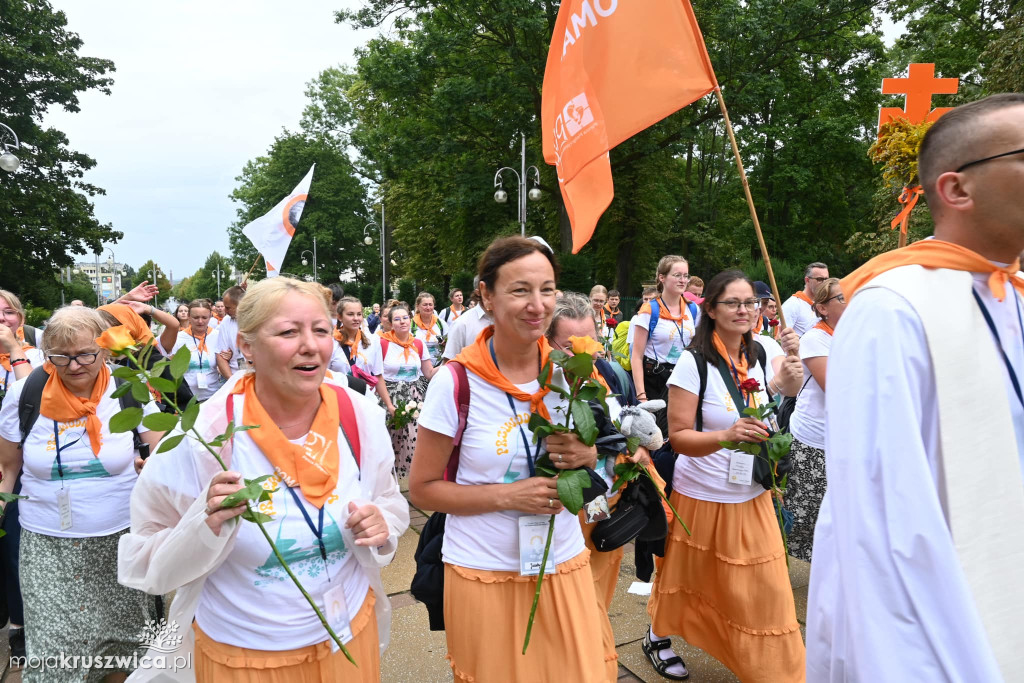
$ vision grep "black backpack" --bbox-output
[18,366,149,459]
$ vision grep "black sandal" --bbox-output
[642,629,690,680]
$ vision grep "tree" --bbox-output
[176,251,232,302]
[136,260,172,299]
[981,2,1024,93]
[0,0,121,308]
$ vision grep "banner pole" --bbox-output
[242,253,263,286]
[898,229,908,249]
[713,86,789,333]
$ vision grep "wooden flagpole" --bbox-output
[713,86,789,333]
[242,253,263,286]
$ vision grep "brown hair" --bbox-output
[655,255,688,294]
[812,277,841,320]
[188,300,211,313]
[336,295,368,348]
[688,276,704,289]
[388,302,411,323]
[690,270,756,368]
[476,236,561,290]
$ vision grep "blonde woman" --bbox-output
[380,303,433,478]
[164,301,224,402]
[0,290,45,403]
[412,292,445,363]
[119,278,409,682]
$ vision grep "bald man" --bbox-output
[807,94,1024,679]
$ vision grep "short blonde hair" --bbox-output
[0,290,25,326]
[236,278,330,345]
[415,291,435,309]
[41,306,107,356]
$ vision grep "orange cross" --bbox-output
[878,63,959,134]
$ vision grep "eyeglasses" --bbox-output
[391,316,410,323]
[668,273,691,281]
[824,293,845,304]
[955,147,1024,173]
[48,352,99,367]
[807,276,828,283]
[715,299,759,312]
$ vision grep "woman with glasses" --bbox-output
[630,256,698,432]
[412,293,445,364]
[0,290,45,405]
[380,303,434,478]
[164,300,224,402]
[786,277,845,562]
[0,306,164,681]
[644,271,804,682]
[782,262,829,336]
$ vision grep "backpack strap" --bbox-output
[445,361,471,482]
[687,301,699,322]
[22,325,38,348]
[18,366,51,449]
[414,338,425,358]
[687,349,708,432]
[380,338,389,360]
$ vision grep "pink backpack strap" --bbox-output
[414,338,425,357]
[445,361,470,482]
[380,338,389,359]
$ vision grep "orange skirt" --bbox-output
[444,550,618,682]
[579,510,624,613]
[194,589,379,683]
[647,491,805,683]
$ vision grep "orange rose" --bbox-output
[568,335,603,357]
[95,325,137,355]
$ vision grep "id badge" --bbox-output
[323,583,353,649]
[666,344,682,364]
[518,515,556,576]
[728,452,754,486]
[584,494,610,523]
[57,488,73,530]
[197,372,209,390]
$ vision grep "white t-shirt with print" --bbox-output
[667,343,776,504]
[419,365,587,571]
[0,370,159,537]
[168,329,225,402]
[0,348,45,399]
[348,335,383,377]
[193,391,377,651]
[634,298,697,365]
[781,294,818,336]
[413,318,445,362]
[211,315,242,374]
[790,327,831,450]
[329,340,352,376]
[381,338,430,382]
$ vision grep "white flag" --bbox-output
[242,165,315,278]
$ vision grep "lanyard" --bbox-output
[286,486,330,575]
[488,338,537,477]
[653,298,685,363]
[972,289,1024,411]
[52,421,84,482]
[191,332,206,370]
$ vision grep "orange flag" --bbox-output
[542,0,717,253]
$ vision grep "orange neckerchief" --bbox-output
[213,313,224,322]
[793,291,814,305]
[40,361,110,457]
[231,374,339,509]
[842,239,1024,302]
[188,330,208,352]
[180,325,191,336]
[333,327,345,343]
[654,296,689,322]
[711,331,752,400]
[604,303,621,318]
[454,326,553,421]
[98,304,154,344]
[413,313,439,341]
[381,330,417,362]
[814,320,834,336]
[448,306,462,321]
[1,326,34,372]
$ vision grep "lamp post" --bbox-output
[363,221,387,304]
[494,133,541,236]
[148,264,163,308]
[300,235,318,283]
[210,264,225,298]
[0,123,20,173]
[93,248,119,305]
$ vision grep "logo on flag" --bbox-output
[563,93,594,137]
[241,165,315,277]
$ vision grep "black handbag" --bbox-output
[590,472,667,551]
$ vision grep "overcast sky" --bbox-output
[45,1,377,282]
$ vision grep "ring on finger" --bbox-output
[548,498,554,507]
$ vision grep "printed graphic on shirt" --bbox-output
[254,489,349,585]
[496,412,532,483]
[47,420,113,480]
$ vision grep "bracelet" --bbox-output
[637,392,647,399]
[10,358,29,367]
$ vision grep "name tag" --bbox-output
[197,373,209,390]
[323,583,353,649]
[728,452,754,486]
[518,515,555,576]
[57,488,73,530]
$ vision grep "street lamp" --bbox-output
[493,133,541,236]
[210,264,225,298]
[148,264,163,308]
[0,122,20,173]
[363,221,386,304]
[299,235,318,282]
[94,247,119,305]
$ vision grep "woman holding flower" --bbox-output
[118,277,409,682]
[412,292,445,364]
[645,271,804,682]
[380,303,434,478]
[0,307,164,681]
[410,236,617,682]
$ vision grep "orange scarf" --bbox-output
[180,325,191,336]
[213,313,224,322]
[1,327,34,372]
[793,291,814,306]
[98,303,154,344]
[232,374,339,508]
[40,362,110,457]
[454,326,554,421]
[188,330,208,352]
[448,306,462,321]
[654,296,690,322]
[333,327,344,343]
[414,313,439,341]
[841,239,1024,302]
[814,320,834,336]
[604,303,621,318]
[381,330,417,362]
[712,331,754,401]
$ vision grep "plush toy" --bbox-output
[618,400,666,451]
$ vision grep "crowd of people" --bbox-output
[0,93,1019,681]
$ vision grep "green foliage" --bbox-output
[396,278,415,306]
[451,271,474,297]
[0,0,121,310]
[175,251,232,302]
[981,4,1024,93]
[135,260,172,298]
[558,253,594,295]
[23,305,51,327]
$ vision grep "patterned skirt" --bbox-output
[386,377,428,479]
[784,437,828,562]
[20,528,160,682]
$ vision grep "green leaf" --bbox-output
[625,436,640,454]
[220,474,278,510]
[241,509,274,524]
[528,412,551,432]
[170,346,191,380]
[548,350,569,365]
[110,381,133,399]
[533,454,558,478]
[110,407,144,433]
[149,359,169,375]
[131,381,152,403]
[0,491,28,503]
[577,384,600,402]
[233,425,258,433]
[180,398,200,431]
[742,407,761,417]
[112,366,138,380]
[148,377,176,393]
[569,400,598,447]
[155,433,185,454]
[563,352,594,380]
[538,360,552,388]
[142,412,179,432]
[556,470,586,514]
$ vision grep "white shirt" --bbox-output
[634,298,696,365]
[211,315,242,374]
[347,334,383,377]
[666,342,777,504]
[806,277,1024,681]
[418,364,587,571]
[166,329,224,402]
[194,392,371,650]
[781,293,817,336]
[381,337,430,382]
[1,347,45,398]
[789,327,831,450]
[207,317,221,331]
[329,340,352,375]
[442,307,492,361]
[439,306,465,326]
[0,369,158,537]
[413,316,445,363]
